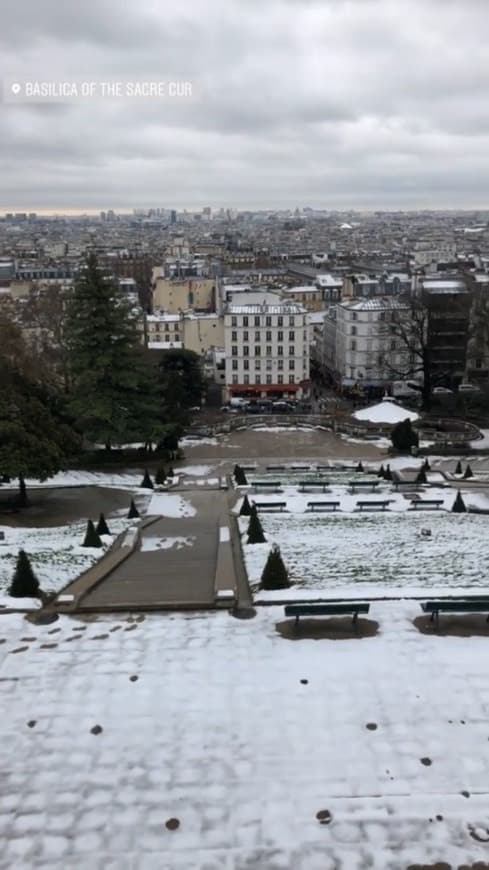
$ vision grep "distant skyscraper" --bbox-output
[170,209,177,225]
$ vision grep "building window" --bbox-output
[231,316,237,327]
[232,359,238,370]
[390,340,396,350]
[379,312,385,321]
[243,316,249,326]
[255,359,261,369]
[231,330,237,342]
[266,331,272,342]
[289,316,295,326]
[266,374,272,384]
[255,345,261,356]
[255,374,261,384]
[174,332,179,340]
[289,331,295,341]
[278,345,283,356]
[244,374,249,384]
[303,331,307,341]
[289,346,295,356]
[165,333,170,342]
[278,330,283,342]
[351,326,357,336]
[278,316,283,326]
[351,312,357,321]
[232,345,238,356]
[243,330,249,341]
[254,316,260,326]
[289,374,295,384]
[255,331,260,342]
[289,359,295,370]
[266,316,272,326]
[243,346,249,356]
[265,345,271,356]
[351,340,356,351]
[243,359,249,370]
[278,359,283,370]
[476,358,483,368]
[278,374,283,384]
[266,359,272,370]
[232,374,238,384]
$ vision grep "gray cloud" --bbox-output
[1,0,489,209]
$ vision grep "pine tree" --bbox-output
[357,462,364,473]
[455,460,463,475]
[140,469,154,489]
[260,544,290,590]
[384,464,393,481]
[96,512,110,535]
[234,465,248,485]
[8,549,40,598]
[155,465,167,485]
[128,499,140,519]
[452,491,467,513]
[65,254,163,449]
[377,465,385,478]
[82,519,103,548]
[463,464,473,479]
[416,467,427,484]
[423,458,431,472]
[391,418,419,452]
[239,494,252,516]
[247,505,266,543]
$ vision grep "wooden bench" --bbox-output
[393,480,420,491]
[285,601,370,627]
[306,501,340,512]
[252,481,282,492]
[410,499,444,510]
[266,465,286,471]
[254,501,287,512]
[357,500,391,511]
[298,480,330,493]
[290,465,311,471]
[316,465,331,471]
[421,599,489,627]
[349,481,380,493]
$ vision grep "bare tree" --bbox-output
[17,284,71,391]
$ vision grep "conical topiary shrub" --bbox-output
[463,464,473,479]
[234,464,248,486]
[452,491,467,513]
[416,467,427,484]
[239,494,252,516]
[82,519,103,548]
[155,466,167,486]
[378,465,385,478]
[384,464,393,481]
[8,549,40,598]
[260,544,290,590]
[168,467,175,477]
[357,462,364,473]
[140,469,154,489]
[247,505,266,544]
[96,512,110,536]
[128,499,140,519]
[233,464,240,482]
[455,460,463,475]
[423,458,431,472]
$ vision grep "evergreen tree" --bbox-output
[234,465,248,486]
[233,464,241,482]
[463,464,473,479]
[455,460,463,475]
[390,418,419,452]
[416,467,427,484]
[96,512,110,535]
[65,254,163,449]
[452,491,467,513]
[260,544,290,590]
[247,505,266,543]
[140,468,154,489]
[155,465,167,485]
[239,494,252,516]
[82,519,103,548]
[423,458,431,472]
[158,349,205,426]
[377,464,385,478]
[357,462,364,473]
[8,549,40,598]
[128,499,140,519]
[384,464,393,481]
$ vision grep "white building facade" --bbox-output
[224,302,310,400]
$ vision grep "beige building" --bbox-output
[144,311,223,355]
[152,275,216,313]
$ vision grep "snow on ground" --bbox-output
[247,425,316,433]
[0,516,132,598]
[471,428,489,449]
[354,398,419,424]
[1,606,489,868]
[148,492,196,518]
[180,436,219,447]
[141,535,195,552]
[178,465,213,476]
[0,471,145,490]
[239,488,489,598]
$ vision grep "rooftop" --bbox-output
[228,303,306,315]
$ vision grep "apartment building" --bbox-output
[152,274,216,312]
[224,302,310,401]
[144,310,224,354]
[323,298,412,388]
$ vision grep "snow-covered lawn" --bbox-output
[240,489,489,598]
[1,605,489,867]
[0,471,146,490]
[0,516,132,600]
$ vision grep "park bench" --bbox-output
[254,501,287,512]
[290,465,311,471]
[219,477,228,490]
[392,480,420,491]
[316,465,331,471]
[410,499,444,510]
[349,481,380,493]
[298,480,330,493]
[357,500,391,511]
[306,501,340,512]
[252,481,282,492]
[241,465,257,472]
[266,465,286,471]
[284,601,370,627]
[421,599,489,627]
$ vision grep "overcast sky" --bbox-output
[1,0,489,212]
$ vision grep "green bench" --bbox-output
[357,500,391,511]
[284,602,370,627]
[410,499,444,510]
[421,599,489,628]
[299,480,330,493]
[349,480,380,493]
[306,501,340,512]
[255,501,287,512]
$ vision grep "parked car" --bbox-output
[458,383,481,394]
[272,401,292,414]
[432,387,453,395]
